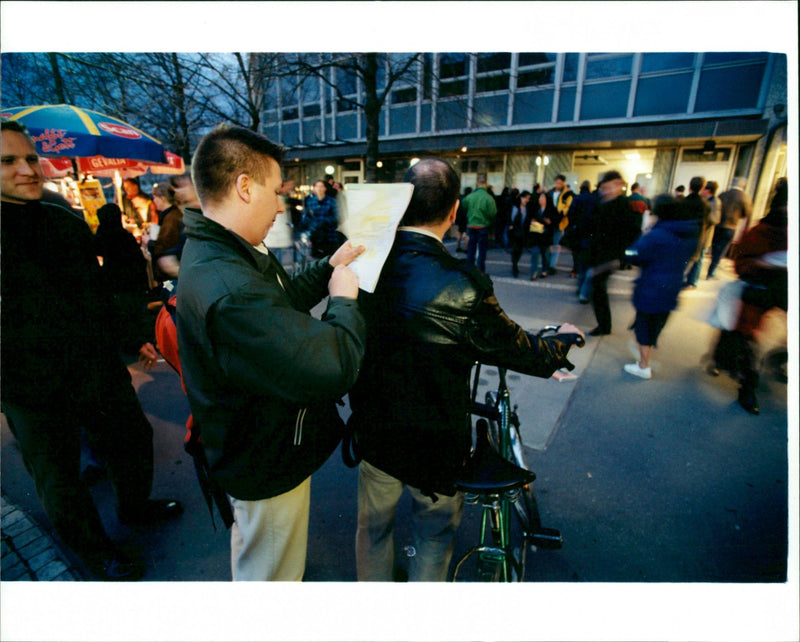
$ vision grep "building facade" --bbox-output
[262,52,787,218]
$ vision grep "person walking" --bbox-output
[546,174,573,274]
[684,180,720,288]
[622,194,702,379]
[707,177,753,279]
[462,174,497,272]
[584,170,641,336]
[508,190,531,277]
[303,178,343,259]
[528,191,560,280]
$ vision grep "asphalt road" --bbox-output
[1,243,795,641]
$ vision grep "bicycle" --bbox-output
[452,325,584,581]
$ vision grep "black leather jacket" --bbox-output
[348,230,578,497]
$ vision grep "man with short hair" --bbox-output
[348,158,583,581]
[547,174,574,274]
[462,173,497,272]
[176,124,366,580]
[707,177,753,279]
[685,180,721,288]
[1,119,182,581]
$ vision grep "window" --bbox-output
[585,54,633,80]
[440,79,467,98]
[303,104,320,118]
[440,53,469,79]
[518,53,556,67]
[681,147,732,163]
[392,86,417,104]
[562,53,579,82]
[477,52,511,73]
[518,67,554,88]
[476,74,509,93]
[695,63,767,111]
[633,74,693,116]
[641,53,695,73]
[704,52,768,65]
[337,67,358,96]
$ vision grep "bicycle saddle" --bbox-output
[455,419,536,494]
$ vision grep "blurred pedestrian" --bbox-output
[709,177,787,415]
[303,178,343,258]
[684,180,720,288]
[455,186,472,252]
[584,170,641,335]
[528,190,560,280]
[463,174,497,272]
[565,180,596,298]
[547,174,573,274]
[707,177,753,279]
[622,194,702,379]
[508,190,531,277]
[1,119,182,582]
[121,176,157,230]
[674,185,686,200]
[494,186,513,249]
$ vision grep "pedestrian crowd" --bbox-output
[1,116,786,582]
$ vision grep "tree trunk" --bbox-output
[170,53,191,164]
[362,54,380,183]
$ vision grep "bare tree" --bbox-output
[287,53,422,181]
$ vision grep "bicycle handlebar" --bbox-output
[535,324,586,348]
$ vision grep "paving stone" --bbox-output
[36,559,69,581]
[18,534,50,560]
[1,508,27,528]
[4,522,43,549]
[3,516,36,538]
[1,562,32,581]
[28,547,58,572]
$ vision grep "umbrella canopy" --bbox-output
[40,152,186,178]
[2,104,168,163]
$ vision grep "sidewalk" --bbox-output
[1,493,82,581]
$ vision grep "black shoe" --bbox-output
[548,268,557,275]
[588,327,610,336]
[738,387,760,415]
[579,297,589,305]
[84,550,145,581]
[118,499,184,526]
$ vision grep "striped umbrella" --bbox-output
[2,104,168,163]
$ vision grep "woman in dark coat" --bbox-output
[525,191,561,280]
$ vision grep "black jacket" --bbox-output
[348,230,578,497]
[176,209,366,501]
[1,199,129,407]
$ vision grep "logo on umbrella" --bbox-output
[31,129,77,154]
[98,122,142,140]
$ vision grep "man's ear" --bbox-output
[235,174,252,203]
[448,199,459,224]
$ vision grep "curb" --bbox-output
[1,493,83,581]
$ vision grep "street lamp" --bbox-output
[410,158,420,167]
[325,165,335,175]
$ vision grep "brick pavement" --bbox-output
[1,492,82,581]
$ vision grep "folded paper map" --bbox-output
[338,183,414,293]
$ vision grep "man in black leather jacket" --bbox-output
[348,158,583,581]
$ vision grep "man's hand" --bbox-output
[329,240,366,268]
[329,264,359,299]
[138,342,159,370]
[557,323,584,341]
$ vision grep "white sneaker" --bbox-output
[624,363,652,379]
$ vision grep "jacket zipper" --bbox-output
[294,408,308,446]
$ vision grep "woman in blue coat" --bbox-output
[622,194,701,379]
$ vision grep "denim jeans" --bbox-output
[466,226,489,272]
[685,247,706,286]
[356,460,463,581]
[549,229,564,269]
[530,244,550,276]
[708,227,735,278]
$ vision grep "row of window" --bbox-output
[264,52,773,146]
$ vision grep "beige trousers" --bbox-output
[229,477,311,581]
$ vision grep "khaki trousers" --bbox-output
[229,477,310,581]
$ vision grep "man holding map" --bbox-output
[348,158,584,581]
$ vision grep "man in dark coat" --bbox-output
[1,119,181,581]
[348,158,584,581]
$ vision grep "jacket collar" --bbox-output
[183,207,271,269]
[394,228,448,255]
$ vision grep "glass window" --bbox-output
[695,63,766,111]
[580,80,630,120]
[437,100,468,131]
[302,75,319,102]
[477,74,509,93]
[586,55,633,79]
[337,67,358,96]
[519,53,556,67]
[392,86,417,104]
[337,114,358,140]
[518,67,554,88]
[337,97,358,113]
[641,53,695,73]
[704,52,768,65]
[473,95,508,128]
[681,147,732,163]
[282,107,299,121]
[562,53,579,82]
[558,86,576,121]
[633,74,693,116]
[440,53,469,79]
[512,88,555,125]
[477,52,511,73]
[282,122,299,146]
[440,79,467,98]
[304,119,321,144]
[390,105,416,135]
[303,104,320,118]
